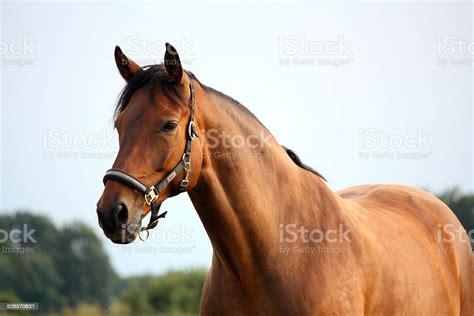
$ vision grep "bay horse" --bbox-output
[96,43,473,315]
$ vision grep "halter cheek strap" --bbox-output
[102,76,198,233]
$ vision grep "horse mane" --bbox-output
[115,64,185,118]
[114,65,326,181]
[282,146,327,182]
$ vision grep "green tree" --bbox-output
[119,269,207,315]
[0,212,64,310]
[437,188,474,249]
[0,212,118,312]
[54,222,118,307]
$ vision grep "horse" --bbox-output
[96,43,473,315]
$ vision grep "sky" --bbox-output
[0,1,472,276]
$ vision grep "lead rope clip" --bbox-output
[180,153,192,190]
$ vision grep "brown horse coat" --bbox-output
[97,44,473,315]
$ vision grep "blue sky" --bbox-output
[1,1,472,276]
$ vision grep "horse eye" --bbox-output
[162,121,178,132]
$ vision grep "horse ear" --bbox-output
[164,43,183,83]
[114,46,143,82]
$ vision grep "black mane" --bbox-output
[115,64,185,118]
[283,147,327,181]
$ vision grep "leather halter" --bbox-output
[102,75,198,234]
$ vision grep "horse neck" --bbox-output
[188,85,342,284]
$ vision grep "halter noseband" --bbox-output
[102,76,198,233]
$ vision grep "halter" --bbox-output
[102,76,198,235]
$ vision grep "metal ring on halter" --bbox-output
[138,228,150,241]
[182,152,191,163]
[188,121,197,140]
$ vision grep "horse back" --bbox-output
[336,184,472,315]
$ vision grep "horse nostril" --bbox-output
[114,203,129,228]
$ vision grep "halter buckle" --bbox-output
[144,186,158,205]
[180,153,192,190]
